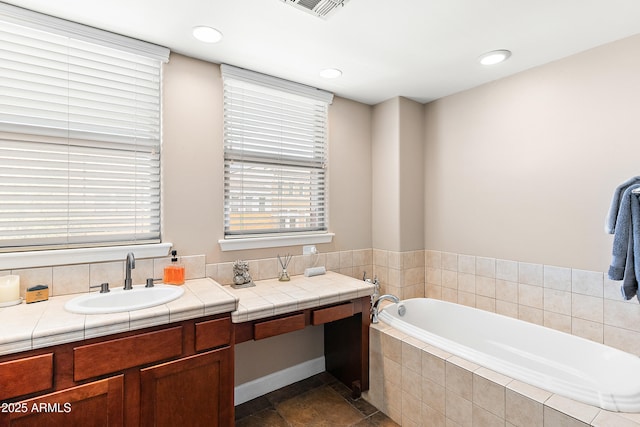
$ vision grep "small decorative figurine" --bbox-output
[278,254,292,281]
[232,260,255,288]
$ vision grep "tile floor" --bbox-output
[235,372,399,427]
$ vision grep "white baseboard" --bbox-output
[234,356,326,405]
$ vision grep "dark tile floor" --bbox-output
[235,372,399,427]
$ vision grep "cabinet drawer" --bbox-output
[74,326,183,381]
[0,353,53,400]
[195,317,231,351]
[254,313,305,340]
[312,302,355,325]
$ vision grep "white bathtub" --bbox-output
[378,298,640,412]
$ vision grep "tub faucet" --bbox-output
[371,294,399,324]
[124,252,135,290]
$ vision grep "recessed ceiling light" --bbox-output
[320,68,342,79]
[478,49,511,66]
[192,26,223,43]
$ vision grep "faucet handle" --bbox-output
[146,278,161,288]
[90,282,110,293]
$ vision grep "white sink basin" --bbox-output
[64,284,184,314]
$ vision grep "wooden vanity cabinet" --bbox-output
[0,313,234,427]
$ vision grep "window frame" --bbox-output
[0,3,169,254]
[219,64,334,250]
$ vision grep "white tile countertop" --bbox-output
[225,271,375,323]
[0,272,375,357]
[0,278,238,356]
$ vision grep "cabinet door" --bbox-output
[0,375,123,427]
[140,347,233,427]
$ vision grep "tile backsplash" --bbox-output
[4,245,638,359]
[424,250,640,358]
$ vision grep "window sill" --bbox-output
[218,233,334,252]
[0,243,173,270]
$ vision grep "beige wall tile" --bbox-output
[544,394,599,425]
[518,262,543,286]
[422,350,446,386]
[325,252,341,270]
[458,254,476,274]
[374,249,389,268]
[572,318,603,343]
[423,377,446,413]
[339,250,353,268]
[458,273,476,294]
[442,270,458,289]
[402,337,425,373]
[446,357,475,401]
[475,296,496,313]
[90,261,123,288]
[13,267,52,297]
[422,402,446,427]
[604,325,640,355]
[496,259,518,282]
[543,311,572,334]
[388,251,402,269]
[442,252,458,271]
[571,293,603,323]
[544,265,572,291]
[458,291,475,307]
[604,299,640,332]
[426,250,442,269]
[518,283,543,309]
[473,405,505,427]
[496,279,518,303]
[442,287,458,303]
[476,257,496,278]
[131,258,154,285]
[518,306,543,325]
[543,406,590,427]
[505,388,545,427]
[572,269,603,297]
[182,254,205,279]
[381,330,403,363]
[496,300,518,319]
[473,373,506,418]
[446,390,473,427]
[544,288,571,314]
[427,267,442,285]
[426,283,443,299]
[352,248,372,267]
[476,276,496,298]
[52,264,90,295]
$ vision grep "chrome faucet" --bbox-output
[371,294,399,324]
[124,252,135,290]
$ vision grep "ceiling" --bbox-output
[4,0,640,105]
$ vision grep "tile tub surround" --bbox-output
[366,322,640,427]
[425,250,640,358]
[0,278,237,356]
[372,249,426,300]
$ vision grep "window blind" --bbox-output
[221,64,333,237]
[0,3,169,250]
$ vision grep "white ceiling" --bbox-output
[4,0,640,105]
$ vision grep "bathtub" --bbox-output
[378,297,640,412]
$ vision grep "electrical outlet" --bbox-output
[303,245,317,255]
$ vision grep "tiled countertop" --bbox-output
[225,271,375,323]
[0,278,238,357]
[0,271,375,357]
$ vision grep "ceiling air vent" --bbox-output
[282,0,350,18]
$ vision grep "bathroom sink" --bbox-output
[64,284,184,314]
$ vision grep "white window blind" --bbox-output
[221,64,333,237]
[0,3,169,250]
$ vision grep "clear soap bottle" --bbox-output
[163,250,185,285]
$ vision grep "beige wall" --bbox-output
[424,33,640,273]
[162,54,373,263]
[372,97,426,252]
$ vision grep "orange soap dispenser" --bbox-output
[163,250,185,285]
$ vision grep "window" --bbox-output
[221,64,333,242]
[0,3,169,251]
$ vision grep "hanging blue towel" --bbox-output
[605,176,640,234]
[608,184,640,301]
